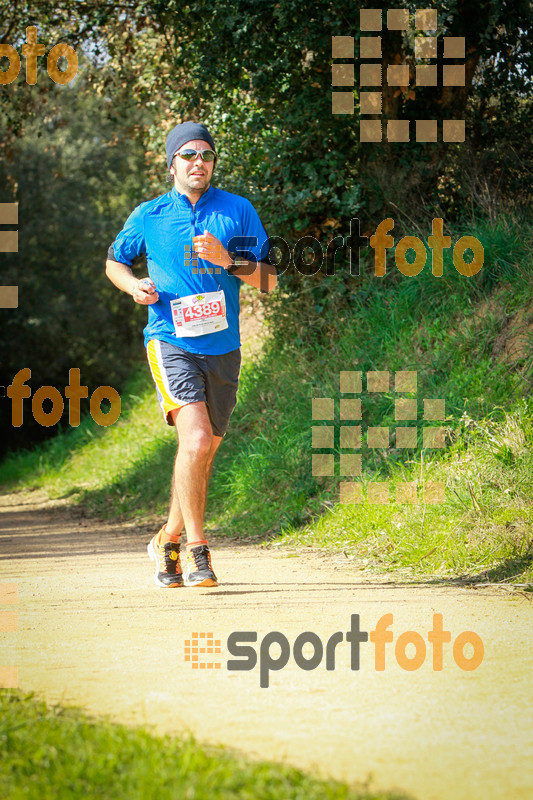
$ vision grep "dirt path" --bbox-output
[1,491,532,800]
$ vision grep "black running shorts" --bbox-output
[146,339,241,437]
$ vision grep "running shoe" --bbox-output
[147,529,183,588]
[184,542,218,587]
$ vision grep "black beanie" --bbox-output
[165,122,216,168]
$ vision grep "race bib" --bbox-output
[170,290,228,338]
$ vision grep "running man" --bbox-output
[105,121,277,588]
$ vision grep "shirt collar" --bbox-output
[171,184,213,209]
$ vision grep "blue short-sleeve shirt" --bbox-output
[112,185,270,355]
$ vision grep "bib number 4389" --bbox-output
[183,300,222,322]
[170,290,228,337]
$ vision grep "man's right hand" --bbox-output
[132,277,159,305]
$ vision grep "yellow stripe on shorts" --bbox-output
[146,339,185,418]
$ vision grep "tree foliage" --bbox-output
[0,0,531,454]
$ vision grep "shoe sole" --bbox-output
[147,539,184,588]
[184,575,218,588]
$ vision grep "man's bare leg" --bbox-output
[165,428,222,537]
[206,434,223,481]
[164,402,223,544]
[164,471,185,538]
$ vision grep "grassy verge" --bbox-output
[0,692,410,800]
[0,365,174,515]
[281,400,533,584]
[1,215,532,583]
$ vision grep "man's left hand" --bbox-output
[192,231,232,269]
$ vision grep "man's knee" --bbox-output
[179,428,213,459]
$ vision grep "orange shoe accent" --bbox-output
[184,542,217,587]
[157,526,180,545]
[186,539,208,548]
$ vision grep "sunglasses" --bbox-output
[175,148,216,162]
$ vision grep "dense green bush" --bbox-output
[0,79,150,457]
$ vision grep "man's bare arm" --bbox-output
[105,259,159,305]
[192,231,278,292]
[227,260,278,292]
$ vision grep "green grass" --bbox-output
[0,692,411,800]
[281,400,533,585]
[1,214,532,583]
[0,366,174,517]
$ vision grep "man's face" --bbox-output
[170,138,215,194]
